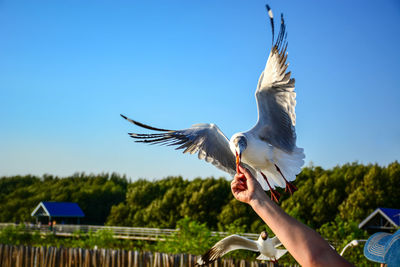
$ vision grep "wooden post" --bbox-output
[111,249,116,267]
[78,248,82,266]
[0,244,3,267]
[38,246,43,267]
[117,249,121,267]
[14,245,19,267]
[25,245,30,267]
[9,245,14,267]
[60,247,65,267]
[68,248,73,267]
[48,246,53,267]
[31,246,36,267]
[4,245,8,267]
[92,248,97,267]
[134,250,139,267]
[105,249,110,267]
[74,248,79,267]
[20,245,25,267]
[128,250,133,267]
[52,246,56,266]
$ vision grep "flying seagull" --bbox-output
[121,5,305,202]
[196,231,287,265]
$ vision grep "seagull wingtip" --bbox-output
[196,259,205,266]
[266,4,273,19]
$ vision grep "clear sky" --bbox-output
[1,0,399,180]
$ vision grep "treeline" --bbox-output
[0,173,128,225]
[1,162,399,232]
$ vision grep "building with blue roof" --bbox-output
[359,207,400,233]
[31,201,85,224]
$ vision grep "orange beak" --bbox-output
[235,151,241,173]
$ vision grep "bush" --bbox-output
[155,216,219,255]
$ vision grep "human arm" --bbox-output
[231,165,353,267]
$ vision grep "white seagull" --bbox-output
[196,231,287,265]
[121,5,305,202]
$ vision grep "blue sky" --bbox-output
[1,0,399,180]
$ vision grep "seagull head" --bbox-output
[230,133,248,170]
[260,231,269,240]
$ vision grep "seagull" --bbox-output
[121,5,305,202]
[196,231,287,265]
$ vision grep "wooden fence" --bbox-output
[0,244,288,267]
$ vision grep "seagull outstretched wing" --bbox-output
[121,114,237,175]
[197,235,259,266]
[271,236,282,247]
[251,12,297,153]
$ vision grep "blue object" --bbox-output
[379,208,400,226]
[31,201,85,217]
[364,229,400,267]
[358,207,400,231]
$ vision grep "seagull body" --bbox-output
[121,5,305,201]
[196,231,287,265]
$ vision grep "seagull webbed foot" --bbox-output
[285,181,298,195]
[270,188,281,203]
[275,164,297,195]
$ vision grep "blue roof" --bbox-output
[379,207,400,226]
[359,207,400,230]
[32,202,85,217]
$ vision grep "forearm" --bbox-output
[250,197,352,267]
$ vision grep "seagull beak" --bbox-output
[235,151,241,173]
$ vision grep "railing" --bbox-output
[0,223,260,241]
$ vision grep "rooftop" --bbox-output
[31,201,85,218]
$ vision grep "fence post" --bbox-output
[47,246,53,267]
[128,250,133,267]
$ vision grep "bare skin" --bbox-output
[231,165,354,267]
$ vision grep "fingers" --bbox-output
[231,175,247,192]
[238,165,254,180]
[231,178,246,190]
[234,172,245,181]
[231,180,241,195]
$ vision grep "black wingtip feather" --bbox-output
[198,247,219,266]
[120,114,173,132]
[274,12,287,51]
[266,4,274,46]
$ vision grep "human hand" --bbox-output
[231,165,267,205]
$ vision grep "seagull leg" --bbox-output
[260,172,280,203]
[275,164,297,195]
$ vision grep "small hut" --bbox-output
[31,201,85,225]
[358,207,400,233]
